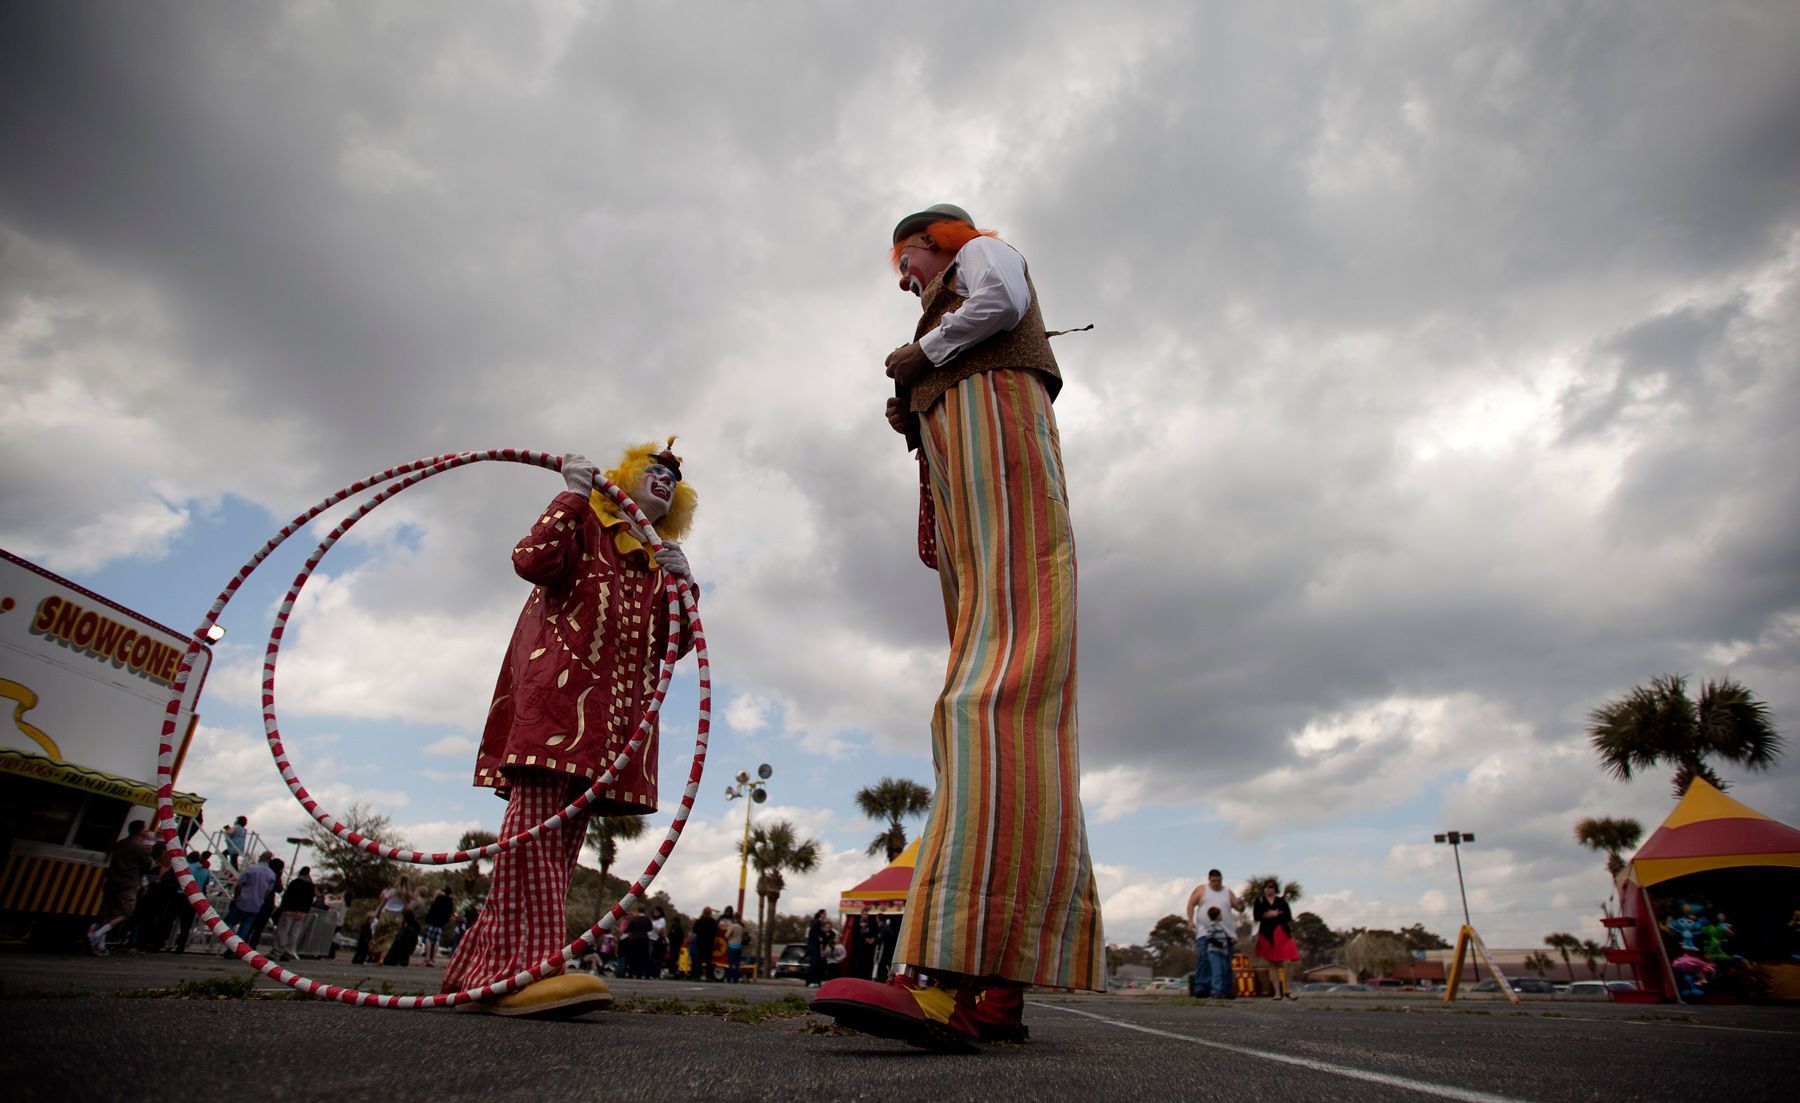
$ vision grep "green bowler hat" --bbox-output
[892,203,974,243]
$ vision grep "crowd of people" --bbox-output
[596,903,748,981]
[580,902,901,987]
[83,816,342,959]
[348,884,470,968]
[82,813,905,987]
[85,820,214,955]
[804,907,902,987]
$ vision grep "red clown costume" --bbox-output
[443,440,697,1017]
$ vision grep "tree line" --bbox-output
[304,775,936,967]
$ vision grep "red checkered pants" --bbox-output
[441,772,590,993]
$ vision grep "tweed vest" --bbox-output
[904,256,1063,415]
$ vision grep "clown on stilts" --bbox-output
[810,204,1105,1050]
[443,439,698,1018]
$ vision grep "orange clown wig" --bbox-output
[890,220,1000,272]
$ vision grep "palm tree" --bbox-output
[1240,874,1303,905]
[1239,874,1303,942]
[740,820,820,967]
[1544,932,1580,980]
[585,815,648,921]
[854,777,933,861]
[1573,816,1644,880]
[1587,674,1783,797]
[1523,951,1556,976]
[1578,939,1606,978]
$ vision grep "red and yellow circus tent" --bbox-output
[1605,779,1800,1002]
[1626,778,1800,887]
[838,838,919,915]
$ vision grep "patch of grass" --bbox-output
[126,976,260,1000]
[375,979,431,997]
[610,992,812,1025]
[725,994,812,1025]
[179,976,258,999]
[612,994,694,1015]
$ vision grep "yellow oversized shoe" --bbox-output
[457,973,612,1020]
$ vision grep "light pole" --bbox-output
[285,835,313,876]
[1434,830,1476,980]
[725,765,772,921]
[1433,830,1475,927]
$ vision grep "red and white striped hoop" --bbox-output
[149,449,710,1008]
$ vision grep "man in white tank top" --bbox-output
[1185,869,1246,996]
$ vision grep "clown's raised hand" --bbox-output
[561,453,600,495]
[654,541,691,581]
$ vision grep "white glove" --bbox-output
[653,541,691,581]
[562,453,600,495]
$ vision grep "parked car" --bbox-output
[770,943,810,981]
[1606,980,1640,992]
[1367,977,1409,990]
[1509,977,1558,994]
[1564,980,1612,997]
[1331,983,1369,992]
[1148,977,1186,991]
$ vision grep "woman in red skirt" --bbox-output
[1252,879,1301,1000]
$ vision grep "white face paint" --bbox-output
[634,463,675,523]
[896,235,950,298]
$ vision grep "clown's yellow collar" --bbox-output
[587,491,661,569]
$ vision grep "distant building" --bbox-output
[1413,947,1618,983]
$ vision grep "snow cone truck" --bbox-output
[0,549,210,945]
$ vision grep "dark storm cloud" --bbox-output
[1558,302,1744,440]
[4,0,1798,846]
[0,4,499,428]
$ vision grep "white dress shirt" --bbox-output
[917,235,1034,366]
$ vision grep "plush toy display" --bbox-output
[1670,952,1715,999]
[1701,914,1735,963]
[1667,901,1704,953]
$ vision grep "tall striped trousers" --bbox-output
[441,772,589,993]
[897,368,1105,991]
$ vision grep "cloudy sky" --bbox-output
[4,1,1797,952]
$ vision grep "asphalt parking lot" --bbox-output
[4,953,1796,1102]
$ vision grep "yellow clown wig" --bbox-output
[591,436,698,541]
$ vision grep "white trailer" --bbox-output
[0,549,210,937]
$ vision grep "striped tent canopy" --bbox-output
[838,838,920,914]
[1625,778,1800,888]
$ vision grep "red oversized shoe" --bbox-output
[948,983,1029,1044]
[810,976,980,1053]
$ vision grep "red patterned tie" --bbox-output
[916,454,938,569]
